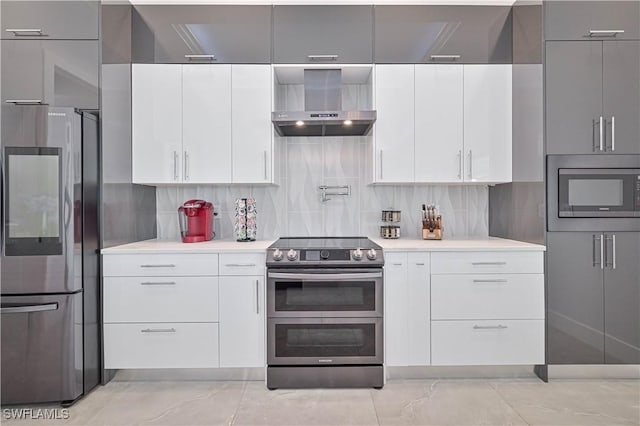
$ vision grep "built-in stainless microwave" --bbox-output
[547,155,640,231]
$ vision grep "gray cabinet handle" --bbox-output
[392,263,403,266]
[141,328,176,333]
[140,281,176,286]
[185,54,215,61]
[473,325,507,330]
[593,234,602,268]
[468,150,473,179]
[256,279,260,314]
[599,116,604,152]
[1,303,58,314]
[264,150,268,180]
[380,150,383,179]
[5,100,44,104]
[600,233,605,269]
[140,264,176,268]
[605,234,617,269]
[589,30,624,37]
[473,279,508,283]
[307,55,338,61]
[184,151,189,181]
[415,262,425,266]
[173,151,179,181]
[471,261,506,266]
[457,150,462,179]
[611,116,615,151]
[430,55,461,60]
[5,28,44,36]
[225,263,257,267]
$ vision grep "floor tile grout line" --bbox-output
[229,380,251,426]
[369,387,382,426]
[487,380,533,426]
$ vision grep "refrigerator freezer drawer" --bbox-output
[1,293,83,405]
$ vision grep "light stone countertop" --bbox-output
[101,238,276,254]
[370,237,546,252]
[102,236,544,254]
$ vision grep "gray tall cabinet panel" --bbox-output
[1,1,99,40]
[546,41,640,154]
[131,5,272,63]
[545,1,640,41]
[374,6,512,63]
[547,232,640,365]
[272,5,373,64]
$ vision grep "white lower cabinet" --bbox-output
[219,276,265,368]
[384,252,430,366]
[431,320,545,366]
[104,323,219,369]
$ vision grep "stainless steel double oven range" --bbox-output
[266,237,384,389]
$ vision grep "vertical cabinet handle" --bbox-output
[380,150,384,179]
[457,150,462,179]
[599,116,604,152]
[600,233,605,270]
[467,150,473,179]
[184,151,189,181]
[256,280,260,314]
[263,150,268,180]
[173,151,179,181]
[607,234,617,270]
[611,116,615,152]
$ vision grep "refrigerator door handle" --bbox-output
[1,303,58,314]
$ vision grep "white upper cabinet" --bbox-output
[231,65,273,184]
[415,65,464,183]
[132,64,274,185]
[374,65,415,183]
[182,65,232,183]
[463,65,512,183]
[373,64,511,184]
[132,64,182,184]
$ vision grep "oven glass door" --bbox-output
[267,269,382,317]
[268,317,383,365]
[558,169,639,217]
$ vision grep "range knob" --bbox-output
[320,250,330,260]
[366,248,377,260]
[273,248,283,261]
[287,249,298,261]
[352,248,363,261]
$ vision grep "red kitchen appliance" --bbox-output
[178,200,214,243]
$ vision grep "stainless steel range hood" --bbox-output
[272,69,376,137]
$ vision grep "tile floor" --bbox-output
[2,379,639,426]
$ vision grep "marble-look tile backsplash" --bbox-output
[156,138,489,240]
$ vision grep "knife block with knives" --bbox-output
[421,204,443,240]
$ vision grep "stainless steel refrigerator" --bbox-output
[1,105,100,405]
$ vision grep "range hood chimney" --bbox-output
[272,69,376,137]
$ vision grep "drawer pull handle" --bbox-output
[588,29,624,37]
[472,279,508,284]
[140,281,176,286]
[307,54,338,61]
[140,264,176,268]
[225,263,257,267]
[415,262,425,266]
[141,328,176,333]
[5,28,44,36]
[471,262,506,266]
[185,54,216,60]
[6,99,44,105]
[429,54,461,60]
[392,263,403,266]
[473,325,508,330]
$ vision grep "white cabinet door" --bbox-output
[231,65,272,183]
[384,252,409,366]
[374,65,415,183]
[132,64,182,184]
[219,276,265,367]
[407,252,431,365]
[183,65,232,183]
[415,65,463,183]
[463,65,512,183]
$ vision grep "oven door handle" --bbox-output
[267,272,382,280]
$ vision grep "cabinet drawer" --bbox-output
[431,320,544,366]
[431,251,543,274]
[104,323,219,369]
[219,253,265,276]
[103,276,218,323]
[103,253,218,276]
[431,274,544,320]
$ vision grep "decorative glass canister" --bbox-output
[234,198,257,241]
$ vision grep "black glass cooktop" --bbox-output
[269,237,380,250]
